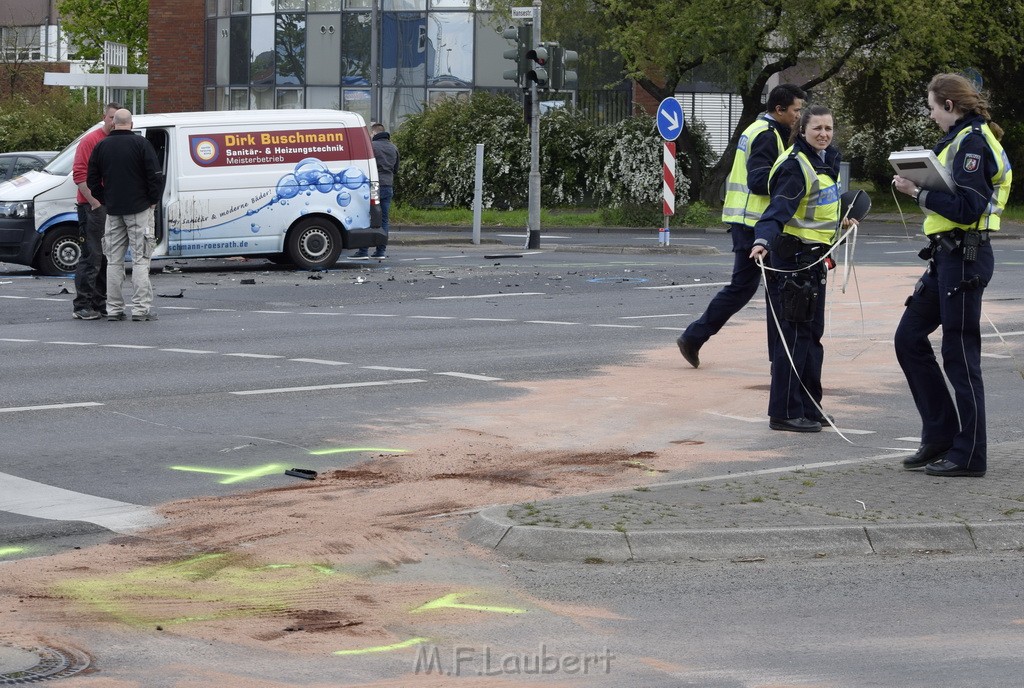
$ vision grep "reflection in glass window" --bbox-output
[230,88,249,109]
[381,86,424,130]
[430,0,470,7]
[251,85,275,109]
[341,13,371,86]
[230,16,249,84]
[383,0,426,8]
[276,13,306,85]
[344,0,371,8]
[277,0,305,9]
[381,12,427,87]
[205,88,216,110]
[427,89,470,105]
[344,89,372,122]
[206,0,217,17]
[309,0,342,8]
[426,13,472,88]
[250,15,275,87]
[251,0,274,13]
[205,21,217,84]
[277,88,304,108]
[232,0,250,12]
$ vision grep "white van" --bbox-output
[0,109,383,275]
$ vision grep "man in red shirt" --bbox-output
[71,102,119,320]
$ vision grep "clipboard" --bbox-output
[888,149,955,193]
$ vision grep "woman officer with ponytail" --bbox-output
[750,105,849,433]
[892,73,1012,477]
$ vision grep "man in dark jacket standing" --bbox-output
[87,109,163,322]
[352,122,399,259]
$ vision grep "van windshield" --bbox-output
[43,125,101,176]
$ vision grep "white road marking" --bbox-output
[638,282,731,290]
[230,378,425,396]
[289,358,351,365]
[224,353,284,359]
[351,313,399,317]
[45,341,95,346]
[204,308,236,311]
[0,295,29,299]
[428,292,545,300]
[0,401,103,413]
[38,298,67,302]
[253,310,292,314]
[436,372,504,381]
[982,330,1024,338]
[526,320,579,325]
[895,436,921,443]
[102,344,155,349]
[981,352,1011,359]
[408,315,457,320]
[0,470,164,533]
[1,338,37,342]
[590,323,643,329]
[362,365,426,372]
[619,313,692,319]
[160,306,197,310]
[654,326,684,331]
[300,311,343,316]
[160,348,216,354]
[464,317,516,322]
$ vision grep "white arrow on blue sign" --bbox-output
[657,97,684,141]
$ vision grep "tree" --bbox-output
[509,0,1024,202]
[57,0,149,73]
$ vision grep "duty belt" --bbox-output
[930,228,991,245]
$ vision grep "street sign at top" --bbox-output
[657,97,685,141]
[511,7,533,19]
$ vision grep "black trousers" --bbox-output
[765,254,826,420]
[683,225,763,345]
[894,241,993,471]
[73,203,107,312]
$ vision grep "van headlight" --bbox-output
[0,201,33,219]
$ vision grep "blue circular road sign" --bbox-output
[657,97,685,141]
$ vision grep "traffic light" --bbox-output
[502,26,530,88]
[525,43,549,89]
[560,48,578,91]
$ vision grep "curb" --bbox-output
[463,505,1024,562]
[386,236,721,256]
[2,519,112,544]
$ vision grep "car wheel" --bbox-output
[285,217,342,269]
[37,225,81,276]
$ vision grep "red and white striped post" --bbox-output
[661,141,675,246]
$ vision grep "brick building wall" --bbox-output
[149,0,204,113]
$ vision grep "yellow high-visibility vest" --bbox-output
[770,148,839,245]
[721,118,782,227]
[922,122,1012,235]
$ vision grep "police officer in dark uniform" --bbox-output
[893,73,1012,477]
[750,105,850,433]
[677,84,805,368]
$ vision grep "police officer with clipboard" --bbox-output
[892,73,1012,477]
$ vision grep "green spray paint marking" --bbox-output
[411,592,527,615]
[333,637,429,656]
[0,546,27,558]
[309,447,409,456]
[169,463,286,484]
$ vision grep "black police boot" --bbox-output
[902,443,952,470]
[676,336,701,368]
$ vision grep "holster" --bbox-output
[781,276,817,323]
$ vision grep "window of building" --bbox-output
[1,26,42,61]
[275,13,306,85]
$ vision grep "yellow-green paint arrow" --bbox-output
[411,592,527,615]
[333,637,429,656]
[170,463,286,484]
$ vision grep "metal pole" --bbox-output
[526,0,542,249]
[472,143,484,245]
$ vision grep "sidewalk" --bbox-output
[464,440,1024,562]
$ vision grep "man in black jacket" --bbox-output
[87,109,163,322]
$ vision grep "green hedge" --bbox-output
[392,92,714,221]
[0,94,101,153]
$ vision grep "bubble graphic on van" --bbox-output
[336,191,352,207]
[251,224,260,233]
[276,174,301,200]
[339,168,365,189]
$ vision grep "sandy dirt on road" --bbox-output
[1,265,1020,685]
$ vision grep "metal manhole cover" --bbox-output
[0,644,90,684]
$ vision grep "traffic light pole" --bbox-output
[526,0,542,249]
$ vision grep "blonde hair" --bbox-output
[928,73,1003,139]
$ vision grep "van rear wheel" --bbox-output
[37,225,81,276]
[286,218,342,269]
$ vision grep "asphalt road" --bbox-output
[2,231,1024,686]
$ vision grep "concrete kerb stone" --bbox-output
[463,506,1024,563]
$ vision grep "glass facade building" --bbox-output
[204,0,516,130]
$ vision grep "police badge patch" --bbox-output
[964,153,981,172]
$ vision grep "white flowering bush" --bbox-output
[393,92,709,218]
[845,116,936,187]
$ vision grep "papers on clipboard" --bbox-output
[888,149,955,194]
